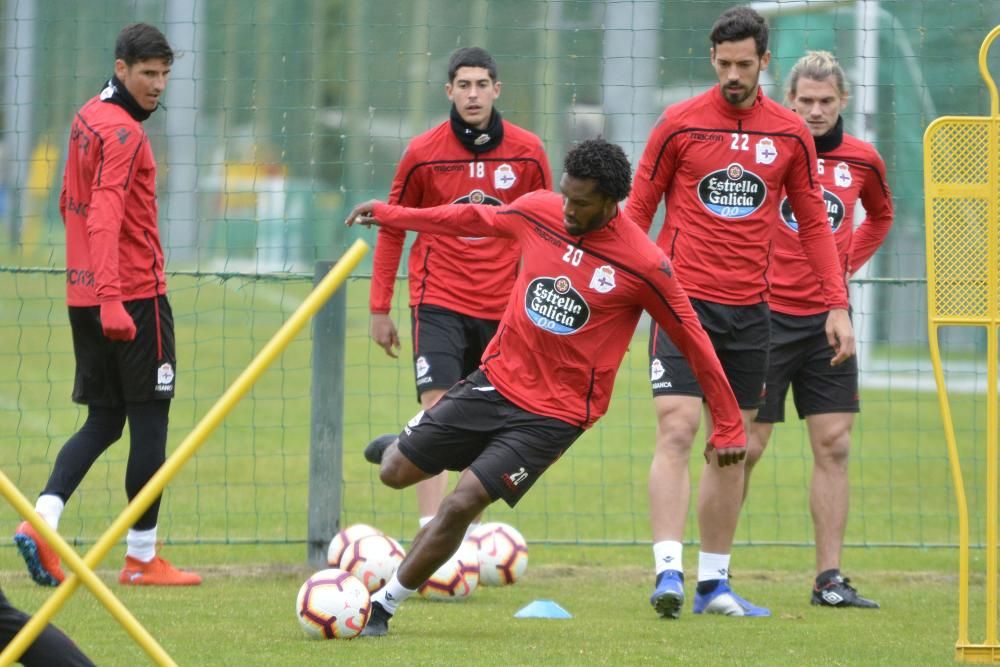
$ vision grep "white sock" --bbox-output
[653,540,684,575]
[126,527,157,562]
[418,516,434,529]
[35,494,64,530]
[371,573,416,614]
[698,551,731,582]
[464,521,481,539]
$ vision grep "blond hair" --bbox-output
[786,50,850,98]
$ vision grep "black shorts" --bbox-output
[410,304,499,401]
[69,295,176,407]
[396,369,583,507]
[755,311,859,423]
[648,298,769,409]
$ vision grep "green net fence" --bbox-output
[1,0,999,550]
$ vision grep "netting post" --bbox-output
[308,260,346,566]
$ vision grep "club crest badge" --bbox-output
[156,363,174,391]
[157,363,173,385]
[494,164,516,190]
[834,162,852,188]
[589,265,616,293]
[755,137,778,165]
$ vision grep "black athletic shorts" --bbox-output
[69,295,176,407]
[755,310,859,423]
[396,369,584,507]
[648,298,769,409]
[410,304,499,401]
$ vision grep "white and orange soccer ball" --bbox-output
[418,539,480,601]
[468,522,529,586]
[327,523,381,568]
[295,568,371,640]
[339,534,406,593]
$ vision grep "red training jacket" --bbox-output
[625,86,848,309]
[769,132,893,315]
[370,191,744,447]
[369,119,551,318]
[61,93,165,306]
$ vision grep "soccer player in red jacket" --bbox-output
[345,138,745,637]
[366,47,551,531]
[624,7,854,618]
[13,23,200,587]
[745,51,892,609]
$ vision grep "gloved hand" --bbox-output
[99,301,137,341]
[704,441,746,468]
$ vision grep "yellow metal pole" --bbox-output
[928,322,971,648]
[0,476,176,667]
[979,25,1000,117]
[984,25,1000,650]
[987,327,998,647]
[0,240,368,665]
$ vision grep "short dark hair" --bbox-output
[447,47,497,82]
[563,138,632,202]
[115,23,174,66]
[710,6,769,56]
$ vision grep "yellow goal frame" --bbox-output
[924,25,1000,663]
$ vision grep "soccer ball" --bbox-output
[468,522,528,586]
[419,539,479,601]
[327,523,381,568]
[295,568,371,640]
[339,534,406,593]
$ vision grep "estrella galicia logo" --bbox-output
[779,189,846,233]
[524,275,590,335]
[452,189,502,206]
[697,163,767,219]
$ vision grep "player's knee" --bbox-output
[745,440,766,469]
[814,431,851,468]
[436,488,487,528]
[654,400,701,453]
[378,446,420,489]
[654,420,698,456]
[83,407,126,445]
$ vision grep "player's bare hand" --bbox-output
[825,308,855,366]
[370,313,401,358]
[345,200,384,228]
[704,443,746,468]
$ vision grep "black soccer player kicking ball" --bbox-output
[346,138,746,637]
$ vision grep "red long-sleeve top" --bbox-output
[769,131,893,315]
[370,190,744,448]
[369,119,551,318]
[61,94,165,306]
[625,86,848,309]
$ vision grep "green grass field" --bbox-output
[0,264,992,664]
[0,543,973,665]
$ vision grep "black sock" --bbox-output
[696,579,721,595]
